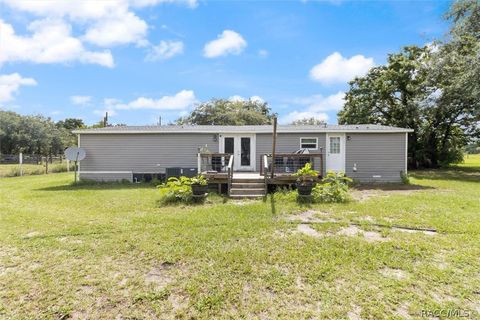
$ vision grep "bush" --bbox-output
[312,171,352,203]
[157,176,193,204]
[293,162,319,184]
[400,171,410,185]
[190,175,208,186]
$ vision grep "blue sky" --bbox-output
[0,0,451,125]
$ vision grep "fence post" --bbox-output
[66,159,70,172]
[19,152,23,176]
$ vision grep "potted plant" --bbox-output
[190,175,208,196]
[294,163,319,196]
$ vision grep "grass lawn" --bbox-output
[0,156,479,319]
[0,163,73,178]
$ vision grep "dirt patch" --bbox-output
[169,291,189,310]
[145,262,177,289]
[363,231,387,243]
[287,210,337,223]
[338,225,362,236]
[380,267,409,280]
[337,225,388,242]
[395,304,411,319]
[296,224,323,238]
[351,185,428,202]
[24,231,40,239]
[347,305,362,320]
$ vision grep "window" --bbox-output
[300,137,318,150]
[329,137,340,154]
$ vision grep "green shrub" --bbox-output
[293,163,318,184]
[312,171,352,203]
[190,175,208,186]
[400,171,410,185]
[157,176,193,204]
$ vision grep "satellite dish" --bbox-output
[65,147,86,161]
[64,147,86,184]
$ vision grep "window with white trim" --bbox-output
[329,137,340,154]
[300,137,318,150]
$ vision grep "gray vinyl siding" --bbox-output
[80,172,133,182]
[79,133,218,181]
[345,133,406,182]
[256,133,326,174]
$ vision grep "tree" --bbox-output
[0,111,74,161]
[338,0,480,168]
[56,118,85,131]
[176,98,276,125]
[290,117,327,125]
[338,46,430,167]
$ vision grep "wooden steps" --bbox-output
[229,175,265,199]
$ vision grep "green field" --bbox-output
[0,162,74,178]
[0,156,479,319]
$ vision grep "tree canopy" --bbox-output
[176,98,276,125]
[338,0,480,168]
[290,117,327,126]
[0,111,83,157]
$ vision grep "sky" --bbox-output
[0,0,451,125]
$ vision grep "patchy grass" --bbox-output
[0,161,479,319]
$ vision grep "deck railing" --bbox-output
[260,152,323,178]
[198,153,233,173]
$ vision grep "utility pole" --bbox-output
[103,112,109,127]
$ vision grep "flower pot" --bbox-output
[191,184,208,196]
[297,183,314,196]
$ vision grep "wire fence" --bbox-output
[0,154,64,164]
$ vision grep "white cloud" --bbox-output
[0,19,114,67]
[203,30,247,58]
[131,0,198,8]
[310,52,374,84]
[228,95,265,103]
[146,40,184,61]
[114,90,196,110]
[1,0,197,67]
[279,92,345,124]
[0,73,37,103]
[70,95,92,105]
[290,91,345,112]
[279,111,329,125]
[82,8,148,47]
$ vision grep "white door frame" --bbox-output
[326,133,346,172]
[219,134,256,171]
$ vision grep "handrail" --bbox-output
[227,155,234,195]
[263,154,269,195]
[199,153,232,173]
[262,151,323,178]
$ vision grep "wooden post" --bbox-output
[19,152,23,176]
[271,117,277,179]
[66,159,70,172]
[74,151,80,184]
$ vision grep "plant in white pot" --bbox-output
[293,163,319,196]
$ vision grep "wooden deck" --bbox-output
[199,152,323,197]
[202,171,315,185]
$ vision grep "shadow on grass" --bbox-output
[410,166,480,183]
[353,183,435,191]
[265,193,312,215]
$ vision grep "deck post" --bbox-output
[271,117,277,179]
[197,153,201,174]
